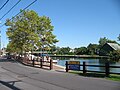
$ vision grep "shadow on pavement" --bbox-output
[0,58,18,63]
[0,80,21,90]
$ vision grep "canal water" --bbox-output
[53,57,120,73]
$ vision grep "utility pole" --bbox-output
[0,21,1,50]
[0,30,1,57]
[0,21,2,51]
[0,21,1,56]
[0,30,1,50]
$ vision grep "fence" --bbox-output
[66,61,120,77]
[16,56,53,70]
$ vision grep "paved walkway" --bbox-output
[0,58,120,90]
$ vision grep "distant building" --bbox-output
[99,43,120,56]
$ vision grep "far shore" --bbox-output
[50,55,108,59]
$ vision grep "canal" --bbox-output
[53,57,120,73]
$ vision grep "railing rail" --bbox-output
[16,56,53,70]
[66,61,120,77]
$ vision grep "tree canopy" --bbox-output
[87,43,99,55]
[99,37,117,48]
[74,47,88,55]
[6,10,58,53]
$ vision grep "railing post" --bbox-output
[50,59,53,70]
[79,62,80,71]
[40,58,43,68]
[26,57,28,64]
[66,61,68,72]
[32,59,34,67]
[105,62,110,77]
[83,62,86,74]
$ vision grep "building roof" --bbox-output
[107,43,120,50]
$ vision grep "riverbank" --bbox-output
[50,55,108,59]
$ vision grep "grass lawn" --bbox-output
[69,71,120,81]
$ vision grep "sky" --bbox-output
[0,0,120,48]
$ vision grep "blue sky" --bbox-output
[0,0,120,48]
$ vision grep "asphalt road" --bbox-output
[0,58,120,90]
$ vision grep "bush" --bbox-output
[109,50,120,61]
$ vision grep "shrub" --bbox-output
[109,50,120,61]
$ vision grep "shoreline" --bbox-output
[50,55,108,59]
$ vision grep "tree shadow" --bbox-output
[79,72,106,78]
[70,71,106,78]
[0,58,18,63]
[0,80,21,90]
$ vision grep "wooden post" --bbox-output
[83,62,86,74]
[50,59,53,70]
[79,62,80,71]
[32,59,34,67]
[105,62,110,77]
[40,58,43,68]
[66,61,68,72]
[26,57,29,64]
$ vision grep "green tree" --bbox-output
[54,46,61,55]
[87,43,99,55]
[109,50,120,61]
[6,41,21,54]
[99,37,108,47]
[6,10,58,54]
[99,37,117,48]
[49,45,58,54]
[74,47,88,55]
[59,47,71,55]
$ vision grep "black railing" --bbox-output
[66,61,120,77]
[16,56,53,70]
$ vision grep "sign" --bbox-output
[69,65,80,70]
[68,61,80,65]
[68,61,80,71]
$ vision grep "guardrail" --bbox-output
[66,61,120,77]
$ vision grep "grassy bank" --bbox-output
[69,71,120,81]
